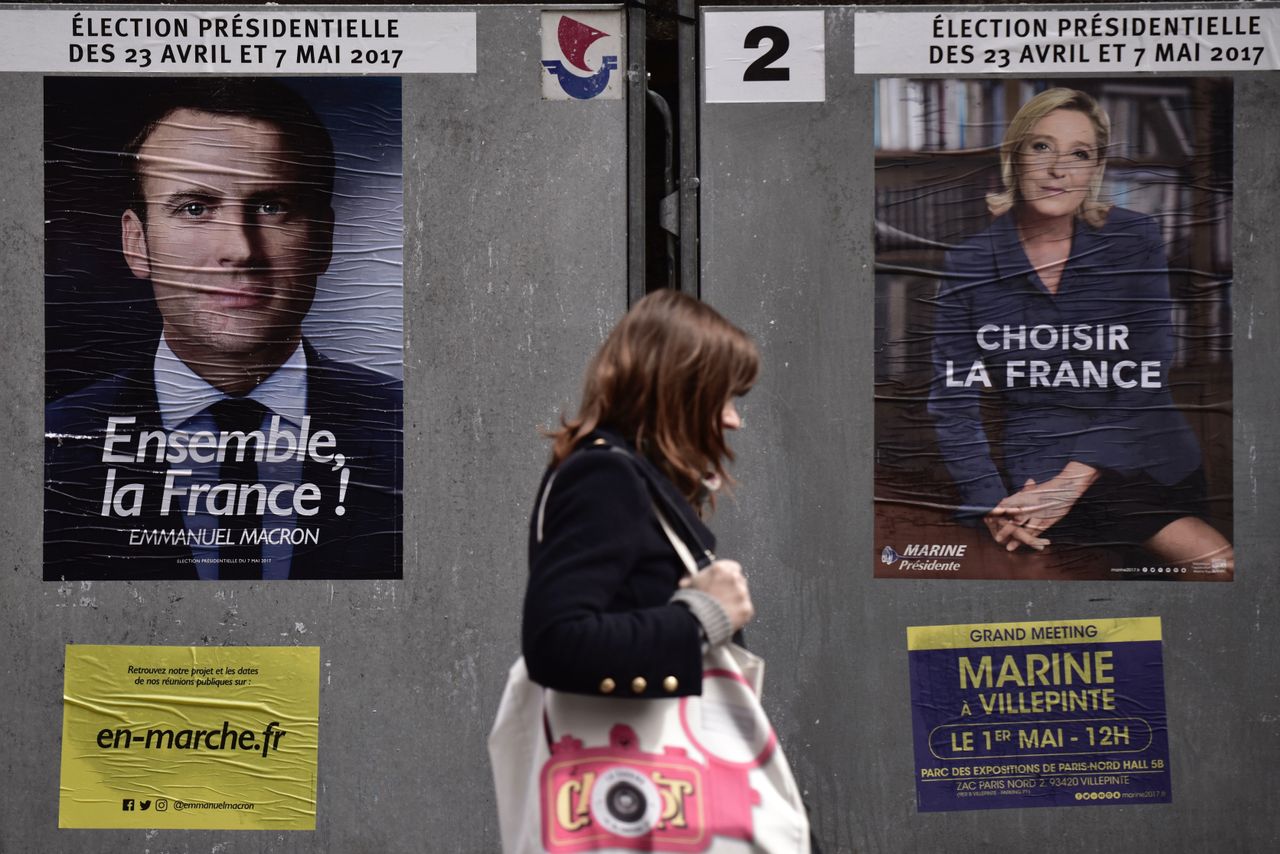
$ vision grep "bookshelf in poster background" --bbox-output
[876,79,1203,159]
[874,78,1232,369]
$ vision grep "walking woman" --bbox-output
[523,288,757,702]
[496,289,814,851]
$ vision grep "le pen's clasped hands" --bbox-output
[983,461,1099,552]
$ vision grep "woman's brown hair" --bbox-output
[549,289,759,506]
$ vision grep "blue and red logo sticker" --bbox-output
[541,13,623,101]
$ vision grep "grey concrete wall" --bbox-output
[6,2,1280,853]
[701,6,1279,853]
[1,5,627,853]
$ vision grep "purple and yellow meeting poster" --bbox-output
[908,617,1171,812]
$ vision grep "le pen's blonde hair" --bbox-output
[986,87,1113,228]
[549,289,759,507]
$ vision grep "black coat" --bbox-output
[522,430,713,699]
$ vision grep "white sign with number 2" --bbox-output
[704,10,825,104]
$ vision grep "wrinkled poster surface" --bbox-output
[44,77,403,580]
[874,77,1233,581]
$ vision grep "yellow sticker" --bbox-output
[59,644,319,830]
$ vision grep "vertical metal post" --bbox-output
[649,89,678,292]
[677,0,700,297]
[626,1,648,306]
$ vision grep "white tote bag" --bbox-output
[489,461,810,852]
[489,645,810,853]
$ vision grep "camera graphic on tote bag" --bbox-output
[539,723,759,851]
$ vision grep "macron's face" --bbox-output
[121,108,333,368]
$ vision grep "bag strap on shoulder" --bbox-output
[596,442,716,570]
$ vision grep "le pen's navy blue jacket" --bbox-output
[523,430,710,700]
[928,208,1202,516]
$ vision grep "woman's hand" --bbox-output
[680,559,754,631]
[986,462,1100,551]
[983,504,1051,552]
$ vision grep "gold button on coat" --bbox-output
[631,676,647,694]
[662,676,679,693]
[599,678,616,694]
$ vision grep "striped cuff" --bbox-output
[670,589,734,648]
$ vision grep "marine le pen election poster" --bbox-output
[873,76,1233,582]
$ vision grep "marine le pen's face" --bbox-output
[1016,108,1102,222]
[121,108,332,365]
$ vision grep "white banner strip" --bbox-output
[0,10,476,73]
[855,8,1280,74]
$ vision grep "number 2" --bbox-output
[743,25,790,81]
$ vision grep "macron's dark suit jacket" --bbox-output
[44,346,402,580]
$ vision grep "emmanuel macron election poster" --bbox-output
[43,76,403,581]
[873,77,1234,582]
